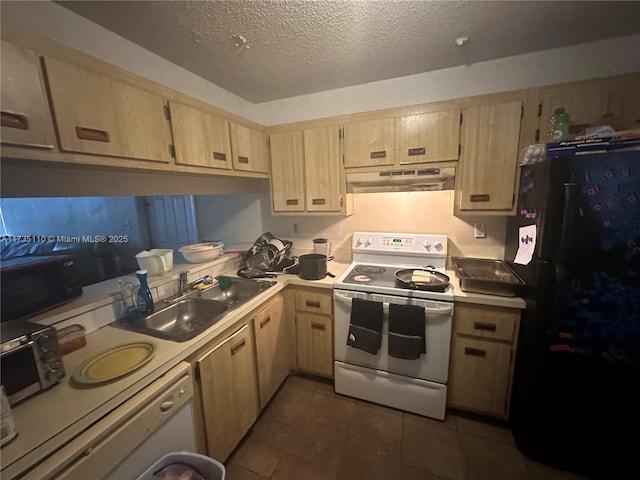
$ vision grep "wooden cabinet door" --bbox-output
[253,295,290,407]
[303,125,343,212]
[196,324,258,461]
[458,101,522,211]
[399,109,460,164]
[609,84,640,130]
[449,337,512,417]
[44,56,171,163]
[1,41,55,149]
[269,130,305,212]
[229,122,270,173]
[296,313,333,377]
[343,118,395,168]
[169,100,232,169]
[538,89,610,141]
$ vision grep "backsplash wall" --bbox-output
[263,191,507,265]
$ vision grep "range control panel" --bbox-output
[352,232,448,256]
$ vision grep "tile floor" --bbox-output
[225,374,589,480]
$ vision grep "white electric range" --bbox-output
[333,232,454,420]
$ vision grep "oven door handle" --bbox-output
[334,292,453,315]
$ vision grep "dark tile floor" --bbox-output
[225,374,588,480]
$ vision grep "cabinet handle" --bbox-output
[230,339,246,356]
[238,156,249,164]
[470,194,491,202]
[1,111,29,130]
[311,323,326,331]
[473,321,497,332]
[259,316,271,329]
[311,198,326,205]
[76,126,110,142]
[408,147,426,156]
[286,199,299,205]
[370,150,386,159]
[306,300,321,308]
[464,347,486,357]
[212,152,227,161]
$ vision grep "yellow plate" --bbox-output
[72,342,156,385]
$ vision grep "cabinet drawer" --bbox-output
[294,290,333,315]
[454,304,519,342]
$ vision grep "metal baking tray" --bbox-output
[452,257,525,297]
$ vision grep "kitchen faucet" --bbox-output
[164,272,214,304]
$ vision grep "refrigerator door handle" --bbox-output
[549,262,566,335]
[558,182,577,262]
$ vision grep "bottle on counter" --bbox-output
[549,107,570,142]
[135,269,154,315]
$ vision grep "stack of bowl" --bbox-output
[178,242,224,263]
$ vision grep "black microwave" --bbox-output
[1,255,83,322]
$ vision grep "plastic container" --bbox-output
[550,107,570,141]
[1,386,18,446]
[135,270,154,315]
[136,452,225,480]
[57,324,86,355]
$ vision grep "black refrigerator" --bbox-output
[505,142,640,478]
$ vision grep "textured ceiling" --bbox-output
[56,1,640,103]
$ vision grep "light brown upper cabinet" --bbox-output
[343,117,395,168]
[537,88,610,142]
[269,130,306,212]
[1,41,55,149]
[43,56,172,163]
[229,122,270,174]
[457,101,522,212]
[168,100,232,170]
[399,109,460,164]
[606,83,640,131]
[303,125,344,212]
[269,126,353,215]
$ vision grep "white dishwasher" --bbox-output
[24,362,197,480]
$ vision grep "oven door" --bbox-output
[333,289,453,384]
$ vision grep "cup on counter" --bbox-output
[313,238,333,261]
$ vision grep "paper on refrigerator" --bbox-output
[514,225,537,265]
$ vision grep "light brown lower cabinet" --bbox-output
[448,303,521,419]
[293,288,334,377]
[195,323,259,462]
[252,293,292,407]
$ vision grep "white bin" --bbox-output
[137,452,225,480]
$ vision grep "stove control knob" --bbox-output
[434,241,444,251]
[355,237,363,247]
[365,238,373,247]
[423,240,431,251]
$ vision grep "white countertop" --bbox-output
[1,260,524,478]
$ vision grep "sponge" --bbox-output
[217,275,233,291]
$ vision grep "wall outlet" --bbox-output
[473,222,486,238]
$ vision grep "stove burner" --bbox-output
[349,274,374,283]
[356,265,386,275]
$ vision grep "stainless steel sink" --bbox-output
[112,298,228,342]
[196,277,276,307]
[112,277,275,341]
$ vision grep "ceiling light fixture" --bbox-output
[454,37,469,47]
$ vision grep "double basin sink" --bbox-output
[112,277,276,342]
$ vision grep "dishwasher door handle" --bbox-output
[160,400,175,413]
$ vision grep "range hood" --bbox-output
[346,167,455,193]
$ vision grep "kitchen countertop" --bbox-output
[1,260,524,478]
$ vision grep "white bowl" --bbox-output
[179,242,224,263]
